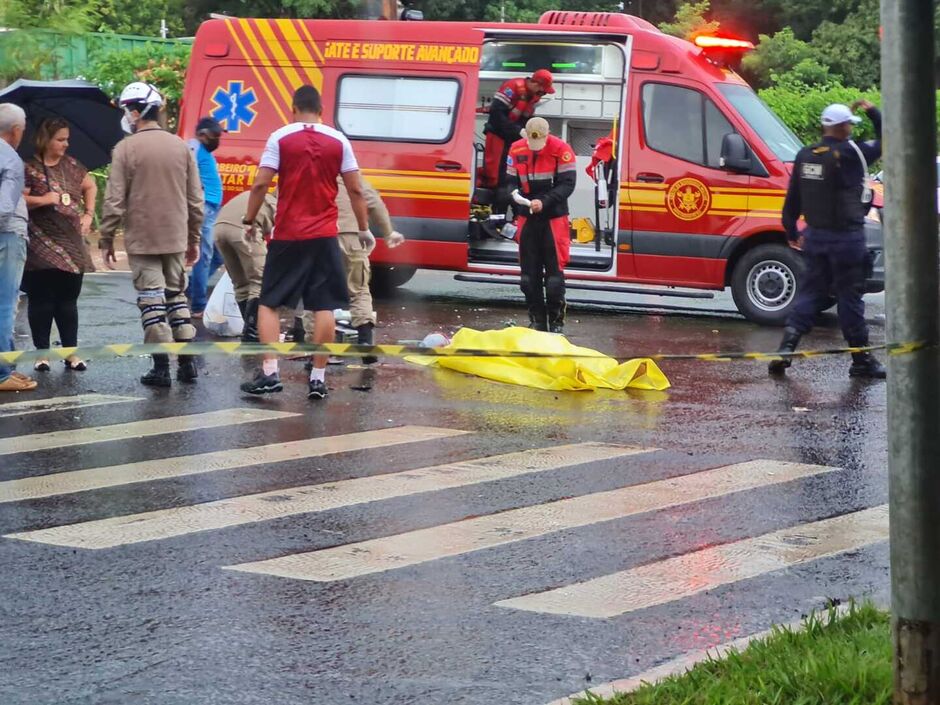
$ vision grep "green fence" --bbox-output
[0,29,192,83]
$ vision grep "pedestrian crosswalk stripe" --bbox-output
[0,408,299,457]
[0,426,469,504]
[224,460,836,583]
[0,394,142,419]
[495,505,889,618]
[6,443,653,550]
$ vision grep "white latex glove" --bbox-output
[386,231,405,249]
[358,229,377,253]
[511,189,532,208]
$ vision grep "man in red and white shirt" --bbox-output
[240,85,372,399]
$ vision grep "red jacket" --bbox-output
[506,134,577,220]
[484,78,542,142]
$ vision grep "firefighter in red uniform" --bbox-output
[481,69,555,192]
[506,117,577,333]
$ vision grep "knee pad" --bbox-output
[138,289,170,344]
[165,290,196,342]
[545,274,565,301]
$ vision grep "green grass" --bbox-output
[576,603,891,705]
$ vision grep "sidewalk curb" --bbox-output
[546,602,858,705]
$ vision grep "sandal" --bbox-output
[64,357,87,372]
[33,359,51,372]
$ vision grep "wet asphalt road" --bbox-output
[0,271,890,705]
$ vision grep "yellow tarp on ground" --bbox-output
[406,327,670,392]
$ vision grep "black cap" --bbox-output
[196,116,225,135]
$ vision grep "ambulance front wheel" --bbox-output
[730,243,804,327]
[371,265,417,297]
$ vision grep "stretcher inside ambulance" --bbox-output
[181,11,884,326]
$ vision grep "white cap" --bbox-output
[522,116,550,151]
[821,104,861,127]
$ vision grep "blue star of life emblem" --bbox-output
[210,81,258,133]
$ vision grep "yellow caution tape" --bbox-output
[0,340,931,365]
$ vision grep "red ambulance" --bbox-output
[179,10,884,326]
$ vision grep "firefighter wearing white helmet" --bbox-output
[99,82,204,386]
[118,82,164,133]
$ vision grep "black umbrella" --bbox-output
[0,79,125,171]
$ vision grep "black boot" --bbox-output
[291,316,305,344]
[768,327,801,375]
[529,313,548,331]
[141,354,171,387]
[849,351,887,379]
[358,323,378,365]
[548,305,566,335]
[177,354,199,383]
[241,298,259,343]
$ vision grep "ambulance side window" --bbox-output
[704,100,735,169]
[642,83,735,169]
[336,75,461,144]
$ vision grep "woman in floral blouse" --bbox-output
[22,118,97,371]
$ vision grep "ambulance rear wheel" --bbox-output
[371,265,417,297]
[731,244,804,327]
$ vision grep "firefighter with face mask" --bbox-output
[100,82,204,386]
[506,117,577,333]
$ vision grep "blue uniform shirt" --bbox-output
[191,140,223,207]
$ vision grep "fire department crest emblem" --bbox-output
[666,178,711,221]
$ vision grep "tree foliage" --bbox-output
[811,0,881,90]
[0,0,95,33]
[0,0,95,83]
[479,0,620,23]
[81,44,191,129]
[741,28,818,88]
[91,0,187,38]
[759,82,880,144]
[658,0,719,39]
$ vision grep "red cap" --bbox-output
[531,69,555,94]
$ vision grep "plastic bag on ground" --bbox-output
[406,326,670,392]
[203,272,244,337]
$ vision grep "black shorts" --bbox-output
[259,238,349,311]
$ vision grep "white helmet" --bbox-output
[119,82,163,133]
[119,81,164,109]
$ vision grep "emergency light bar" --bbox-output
[693,35,755,50]
[693,34,754,68]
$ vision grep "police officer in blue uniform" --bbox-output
[769,100,886,379]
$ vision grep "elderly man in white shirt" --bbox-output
[0,103,34,392]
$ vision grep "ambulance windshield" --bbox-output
[718,83,803,162]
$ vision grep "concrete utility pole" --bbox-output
[882,0,940,703]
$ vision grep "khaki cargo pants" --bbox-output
[338,231,374,327]
[214,222,267,302]
[128,253,196,344]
